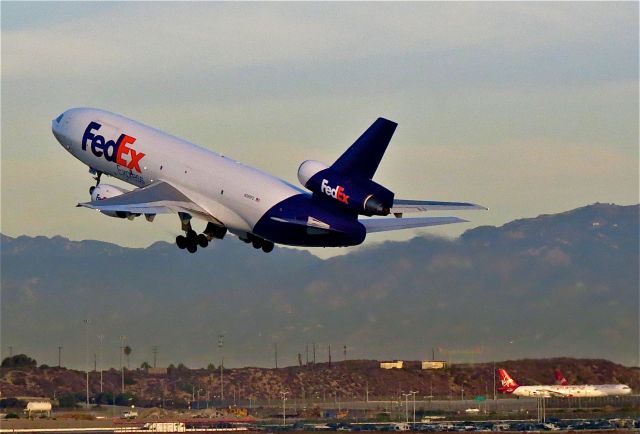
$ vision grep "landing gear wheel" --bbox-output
[186,240,198,253]
[261,242,274,253]
[252,239,262,249]
[197,234,209,248]
[176,235,187,249]
[186,229,197,240]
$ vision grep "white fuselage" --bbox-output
[512,384,632,398]
[52,108,304,236]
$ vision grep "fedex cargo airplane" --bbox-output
[498,369,632,398]
[52,108,485,253]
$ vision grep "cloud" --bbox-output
[3,3,636,83]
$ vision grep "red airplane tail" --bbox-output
[497,368,519,393]
[555,369,569,386]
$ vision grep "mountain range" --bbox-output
[1,203,638,369]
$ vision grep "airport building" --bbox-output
[379,360,404,369]
[421,360,447,370]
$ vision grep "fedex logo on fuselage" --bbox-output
[320,179,349,204]
[82,122,146,173]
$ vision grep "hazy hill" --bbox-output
[1,203,638,369]
[1,357,637,405]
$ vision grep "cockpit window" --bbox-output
[55,113,64,123]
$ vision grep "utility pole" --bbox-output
[312,343,316,364]
[58,345,62,368]
[152,346,158,368]
[274,343,278,369]
[280,391,289,426]
[94,353,97,371]
[84,318,90,406]
[218,334,224,402]
[305,344,309,365]
[343,345,347,361]
[328,344,331,365]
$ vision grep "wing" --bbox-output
[361,216,467,233]
[77,181,213,220]
[391,199,487,215]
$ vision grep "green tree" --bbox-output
[141,361,151,370]
[57,393,80,408]
[207,363,216,371]
[1,354,37,368]
[115,393,137,406]
[123,346,132,368]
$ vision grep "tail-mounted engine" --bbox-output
[297,160,394,216]
[89,183,139,219]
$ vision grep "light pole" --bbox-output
[402,393,410,423]
[58,345,62,368]
[218,334,224,402]
[98,335,104,393]
[120,335,126,394]
[410,391,418,425]
[280,391,289,426]
[84,318,90,406]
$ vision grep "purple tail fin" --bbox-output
[331,118,397,180]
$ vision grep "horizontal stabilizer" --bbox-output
[78,181,210,218]
[361,216,467,233]
[391,199,487,215]
[331,117,397,179]
[269,216,347,233]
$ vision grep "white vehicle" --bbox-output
[52,108,485,253]
[122,409,138,419]
[390,423,410,431]
[498,368,632,398]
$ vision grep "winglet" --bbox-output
[331,117,397,180]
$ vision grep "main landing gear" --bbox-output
[240,233,275,253]
[175,214,227,253]
[176,230,209,253]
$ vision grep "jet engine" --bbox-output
[89,183,138,219]
[297,160,394,216]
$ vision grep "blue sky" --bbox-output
[1,2,638,255]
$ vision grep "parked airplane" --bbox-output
[498,369,632,398]
[52,108,485,253]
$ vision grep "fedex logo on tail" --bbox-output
[321,179,350,204]
[82,122,146,173]
[498,369,519,393]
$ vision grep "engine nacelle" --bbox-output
[297,160,394,216]
[89,183,136,219]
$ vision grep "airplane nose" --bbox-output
[52,110,72,147]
